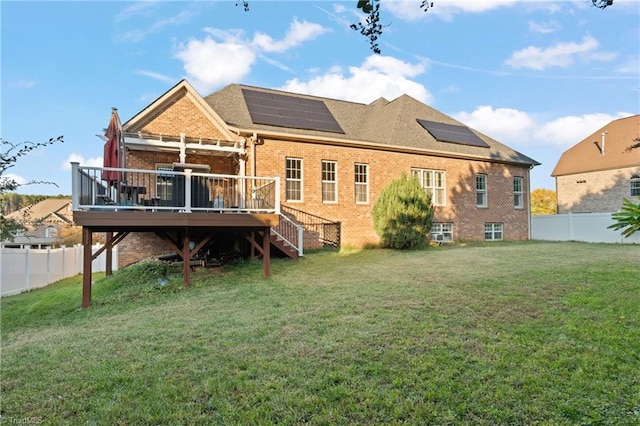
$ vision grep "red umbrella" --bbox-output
[102,108,121,184]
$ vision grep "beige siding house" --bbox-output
[2,198,73,248]
[552,115,640,213]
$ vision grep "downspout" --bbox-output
[527,165,533,240]
[251,132,258,178]
[179,133,186,163]
[601,131,607,156]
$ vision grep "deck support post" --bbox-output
[105,231,113,276]
[262,227,270,277]
[182,231,191,288]
[82,227,93,309]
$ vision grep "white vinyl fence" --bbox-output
[0,244,118,297]
[531,212,640,244]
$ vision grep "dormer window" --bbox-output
[45,226,57,238]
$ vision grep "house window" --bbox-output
[156,164,174,202]
[45,226,57,238]
[484,223,503,241]
[631,175,640,196]
[431,222,453,243]
[476,174,488,207]
[322,160,337,203]
[513,177,523,208]
[355,163,369,204]
[286,157,303,202]
[411,168,446,206]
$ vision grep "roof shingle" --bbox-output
[552,115,640,176]
[204,84,539,166]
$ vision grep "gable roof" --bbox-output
[5,198,73,225]
[122,79,237,142]
[204,84,539,167]
[552,115,640,177]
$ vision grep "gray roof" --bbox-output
[204,84,539,166]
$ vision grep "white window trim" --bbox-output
[411,168,446,206]
[321,160,338,204]
[431,222,453,243]
[45,226,57,238]
[476,174,488,207]
[484,223,503,241]
[514,176,523,209]
[355,163,369,204]
[630,175,640,197]
[285,157,303,203]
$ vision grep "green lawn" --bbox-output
[1,241,639,425]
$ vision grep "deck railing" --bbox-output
[71,163,280,214]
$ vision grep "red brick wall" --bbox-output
[251,138,530,246]
[119,232,171,266]
[116,91,531,266]
[137,93,227,140]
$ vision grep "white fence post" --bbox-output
[24,246,30,292]
[46,247,51,285]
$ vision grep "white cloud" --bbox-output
[505,34,615,70]
[118,9,195,43]
[62,154,103,171]
[527,20,561,34]
[279,55,432,104]
[455,106,632,149]
[174,20,330,94]
[455,106,535,143]
[135,70,175,83]
[252,18,330,53]
[114,1,159,23]
[174,29,256,94]
[615,55,640,74]
[385,0,517,22]
[533,113,631,148]
[1,174,27,186]
[8,80,36,88]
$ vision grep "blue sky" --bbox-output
[2,0,638,195]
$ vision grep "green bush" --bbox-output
[372,173,434,249]
[608,196,640,237]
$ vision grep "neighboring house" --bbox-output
[2,198,74,248]
[107,80,538,265]
[552,115,640,214]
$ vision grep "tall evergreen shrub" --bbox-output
[372,173,434,249]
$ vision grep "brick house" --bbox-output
[552,115,640,214]
[109,80,538,265]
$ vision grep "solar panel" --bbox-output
[417,119,489,148]
[242,89,344,134]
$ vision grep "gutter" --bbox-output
[229,126,540,168]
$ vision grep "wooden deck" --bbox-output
[73,210,279,230]
[75,210,280,309]
[70,164,301,308]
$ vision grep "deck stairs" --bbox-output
[269,206,341,259]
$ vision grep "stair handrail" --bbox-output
[272,213,304,257]
[280,205,341,248]
[281,205,338,225]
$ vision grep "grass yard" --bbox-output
[1,241,639,425]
